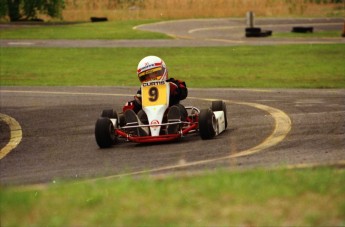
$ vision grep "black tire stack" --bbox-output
[90,17,108,22]
[245,27,272,38]
[291,26,314,33]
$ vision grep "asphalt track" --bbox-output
[1,18,345,185]
[1,18,344,47]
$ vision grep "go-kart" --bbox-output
[95,80,227,148]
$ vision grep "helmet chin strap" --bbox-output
[162,71,168,81]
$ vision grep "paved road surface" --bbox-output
[1,18,344,47]
[1,87,344,185]
[1,18,344,185]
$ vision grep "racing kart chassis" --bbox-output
[95,103,227,148]
[115,107,199,143]
[95,81,227,148]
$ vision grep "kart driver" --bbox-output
[122,55,188,136]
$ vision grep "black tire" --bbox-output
[137,110,149,124]
[245,27,261,33]
[118,114,125,127]
[90,17,108,22]
[211,100,228,129]
[292,26,313,33]
[174,103,188,121]
[101,109,123,127]
[95,117,117,148]
[198,108,217,140]
[245,27,272,37]
[101,109,117,118]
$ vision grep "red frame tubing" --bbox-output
[115,122,198,143]
[181,123,198,135]
[129,134,181,143]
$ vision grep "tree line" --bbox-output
[0,0,64,22]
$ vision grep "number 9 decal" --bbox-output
[142,82,168,107]
[149,87,159,102]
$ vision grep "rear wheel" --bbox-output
[198,108,217,140]
[95,117,117,148]
[211,100,228,129]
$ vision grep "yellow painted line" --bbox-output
[205,38,245,44]
[0,90,292,177]
[189,26,239,34]
[0,90,131,160]
[168,34,195,40]
[0,113,23,160]
[101,97,292,179]
[225,100,291,158]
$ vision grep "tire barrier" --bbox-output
[292,26,314,33]
[90,17,108,22]
[245,27,272,38]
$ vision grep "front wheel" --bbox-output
[198,108,217,140]
[101,109,118,119]
[211,100,227,129]
[95,117,117,148]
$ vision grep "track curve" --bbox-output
[0,113,22,159]
[1,18,344,47]
[1,87,344,185]
[1,18,344,185]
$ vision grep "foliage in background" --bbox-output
[1,0,344,21]
[0,0,65,21]
[61,0,345,21]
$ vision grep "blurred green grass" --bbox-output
[1,44,345,88]
[273,30,342,38]
[1,167,344,226]
[0,20,171,39]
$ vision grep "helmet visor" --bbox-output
[138,67,165,82]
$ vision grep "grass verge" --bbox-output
[1,167,344,226]
[1,44,344,88]
[273,30,343,38]
[0,20,170,39]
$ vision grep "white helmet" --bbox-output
[137,56,168,83]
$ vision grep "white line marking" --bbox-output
[8,42,34,46]
[0,90,131,97]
